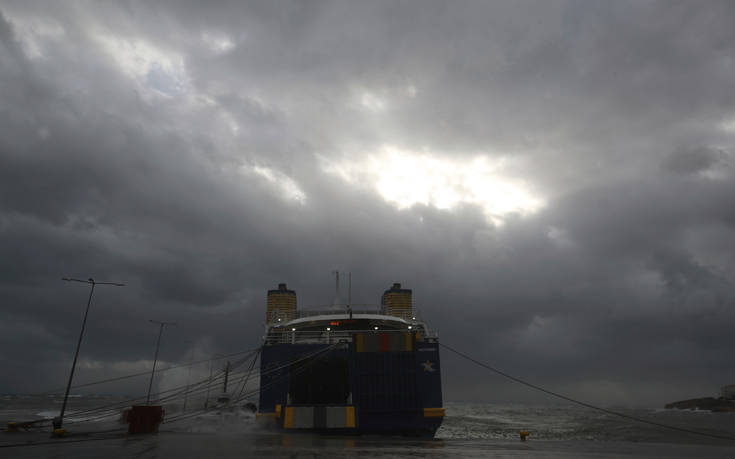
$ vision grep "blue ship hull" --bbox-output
[258,335,443,437]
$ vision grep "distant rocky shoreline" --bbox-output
[665,397,735,412]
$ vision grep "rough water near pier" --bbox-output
[2,395,735,458]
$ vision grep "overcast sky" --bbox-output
[1,0,734,406]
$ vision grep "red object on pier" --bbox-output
[127,405,164,434]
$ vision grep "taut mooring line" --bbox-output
[440,342,735,442]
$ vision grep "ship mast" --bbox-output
[348,272,353,318]
[333,270,340,307]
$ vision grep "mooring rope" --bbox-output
[41,347,262,394]
[61,349,260,424]
[163,343,342,424]
[440,342,735,442]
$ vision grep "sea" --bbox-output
[2,395,735,458]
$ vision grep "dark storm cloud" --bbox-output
[664,146,727,175]
[1,1,734,406]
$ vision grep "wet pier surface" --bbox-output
[2,430,734,459]
[3,399,735,458]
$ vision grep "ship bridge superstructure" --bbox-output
[263,282,437,345]
[265,310,437,345]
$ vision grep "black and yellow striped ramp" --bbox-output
[283,405,357,429]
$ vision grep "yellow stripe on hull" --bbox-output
[423,407,445,418]
[346,406,356,428]
[283,406,294,428]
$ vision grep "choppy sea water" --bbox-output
[2,395,735,458]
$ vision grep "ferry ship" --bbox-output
[256,282,444,437]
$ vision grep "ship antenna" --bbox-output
[348,272,353,318]
[333,270,340,307]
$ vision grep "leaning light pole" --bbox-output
[146,320,176,404]
[56,277,124,430]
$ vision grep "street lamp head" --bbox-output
[149,319,176,326]
[62,277,123,285]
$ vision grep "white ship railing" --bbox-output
[272,305,423,322]
[264,328,438,345]
[294,306,383,318]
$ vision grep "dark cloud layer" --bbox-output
[1,0,734,406]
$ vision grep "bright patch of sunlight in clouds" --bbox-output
[358,91,387,112]
[4,14,64,59]
[201,31,235,54]
[719,116,735,133]
[252,166,306,204]
[324,146,544,224]
[95,34,188,97]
